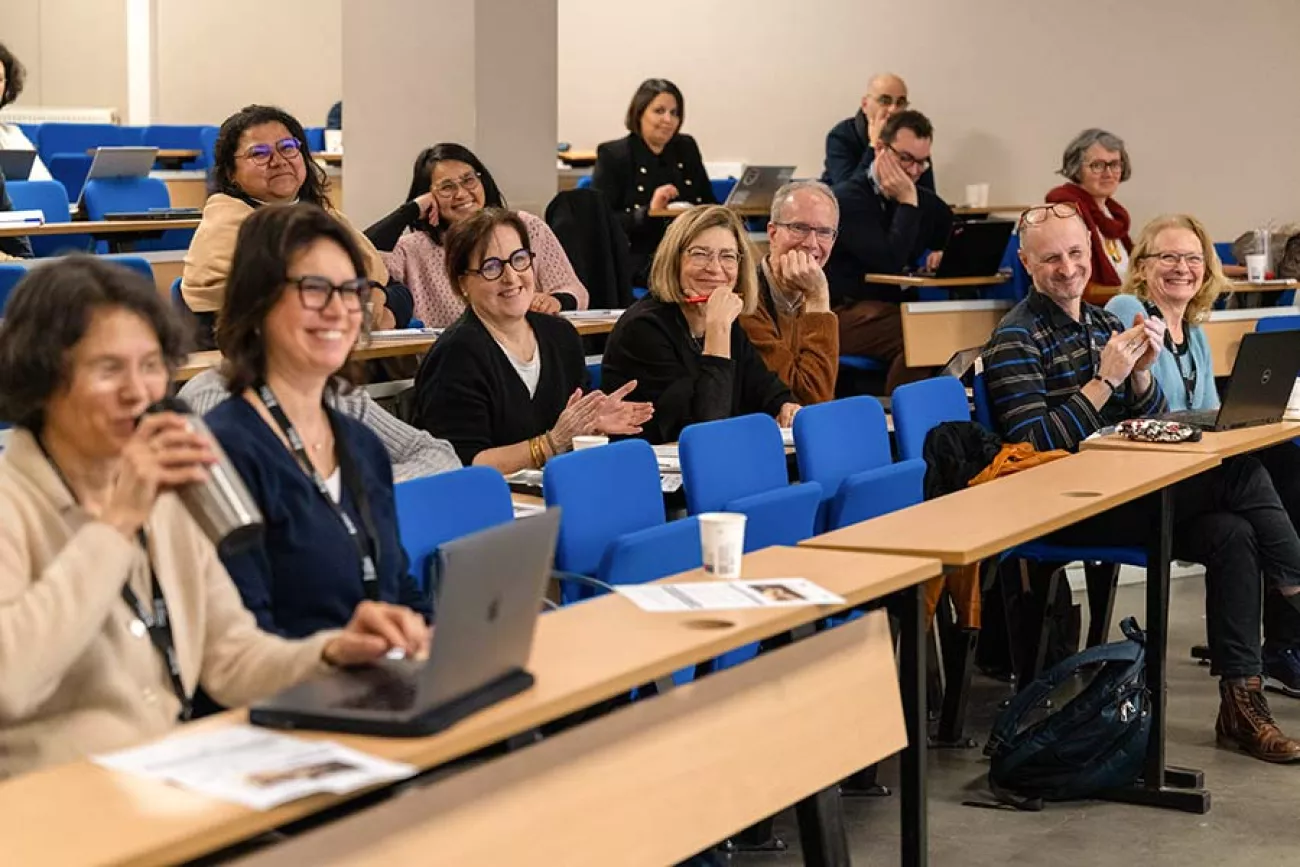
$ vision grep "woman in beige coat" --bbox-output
[0,257,429,779]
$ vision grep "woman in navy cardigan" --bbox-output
[204,203,431,639]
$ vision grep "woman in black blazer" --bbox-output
[602,206,799,445]
[413,209,652,472]
[591,78,716,286]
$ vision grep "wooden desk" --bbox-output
[1081,421,1300,459]
[557,149,596,166]
[0,546,940,867]
[951,204,1032,218]
[899,299,1012,367]
[1203,306,1300,375]
[802,449,1218,565]
[0,218,200,238]
[153,169,208,209]
[1224,279,1299,294]
[315,153,343,167]
[233,614,902,867]
[557,167,590,192]
[865,273,1009,288]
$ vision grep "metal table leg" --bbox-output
[899,584,929,866]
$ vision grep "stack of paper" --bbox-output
[0,209,44,225]
[617,578,845,612]
[370,327,442,340]
[93,725,415,811]
[652,444,680,472]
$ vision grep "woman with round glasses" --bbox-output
[602,206,800,444]
[182,104,412,349]
[413,208,650,471]
[592,78,716,287]
[1045,128,1134,304]
[203,204,431,639]
[375,143,588,329]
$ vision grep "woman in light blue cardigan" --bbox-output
[1108,213,1300,692]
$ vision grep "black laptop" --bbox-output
[0,149,36,181]
[250,508,560,738]
[1159,331,1300,431]
[918,218,1014,279]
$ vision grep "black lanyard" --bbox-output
[256,383,381,601]
[1144,301,1196,408]
[35,438,191,721]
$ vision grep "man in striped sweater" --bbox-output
[981,203,1300,763]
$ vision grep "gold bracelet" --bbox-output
[527,436,543,469]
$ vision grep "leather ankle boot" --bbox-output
[1216,676,1300,763]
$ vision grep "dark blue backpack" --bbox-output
[982,617,1151,810]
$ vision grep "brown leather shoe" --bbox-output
[1216,676,1300,763]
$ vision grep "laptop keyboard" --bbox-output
[332,666,419,712]
[1158,410,1219,430]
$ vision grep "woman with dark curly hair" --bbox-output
[0,255,426,779]
[0,41,50,183]
[180,104,413,348]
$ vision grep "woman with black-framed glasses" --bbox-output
[413,208,651,472]
[203,203,432,640]
[181,104,413,350]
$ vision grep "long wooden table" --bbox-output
[649,203,769,218]
[864,273,1009,289]
[0,218,200,238]
[1081,420,1300,459]
[0,546,941,867]
[233,614,901,867]
[802,448,1224,817]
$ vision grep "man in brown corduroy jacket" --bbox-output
[739,180,840,405]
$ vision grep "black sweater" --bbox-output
[820,110,937,191]
[413,308,587,465]
[601,297,794,444]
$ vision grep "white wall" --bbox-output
[0,0,128,114]
[557,0,1300,237]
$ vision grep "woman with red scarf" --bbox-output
[1045,128,1133,304]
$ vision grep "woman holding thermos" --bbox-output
[0,256,426,780]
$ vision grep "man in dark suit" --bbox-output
[824,110,952,392]
[820,72,935,191]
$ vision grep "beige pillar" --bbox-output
[340,0,557,227]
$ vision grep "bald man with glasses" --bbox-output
[821,72,936,190]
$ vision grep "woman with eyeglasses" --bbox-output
[602,206,800,444]
[591,78,716,287]
[412,208,650,472]
[181,105,412,349]
[0,254,426,779]
[1045,128,1134,304]
[1107,214,1300,694]
[373,143,588,329]
[203,204,431,640]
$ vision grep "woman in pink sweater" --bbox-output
[382,144,589,328]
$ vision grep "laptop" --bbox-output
[0,149,36,181]
[73,147,160,208]
[1159,331,1300,431]
[918,219,1014,279]
[250,508,560,738]
[103,207,201,221]
[723,165,796,211]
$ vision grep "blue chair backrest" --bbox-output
[600,516,702,587]
[119,126,147,145]
[170,276,192,316]
[971,364,995,429]
[6,180,90,257]
[891,375,970,462]
[18,124,40,149]
[679,413,789,515]
[103,255,154,282]
[988,231,1030,302]
[81,177,194,252]
[199,126,219,168]
[304,127,326,153]
[47,154,93,203]
[142,125,210,168]
[1256,315,1300,333]
[793,396,892,502]
[543,439,666,578]
[393,466,515,591]
[1214,242,1237,266]
[37,123,125,160]
[0,264,28,313]
[575,174,592,189]
[711,177,737,203]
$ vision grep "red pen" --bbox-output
[685,295,709,304]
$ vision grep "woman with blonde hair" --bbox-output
[1108,213,1300,696]
[602,205,800,443]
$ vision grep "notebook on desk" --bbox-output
[250,510,559,738]
[1159,331,1300,431]
[915,219,1014,279]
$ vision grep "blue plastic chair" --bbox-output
[585,360,602,390]
[1214,242,1237,266]
[169,276,192,317]
[101,255,153,283]
[37,123,125,161]
[17,124,40,149]
[142,125,211,169]
[794,396,925,531]
[891,375,969,462]
[304,127,326,153]
[0,264,28,313]
[6,180,91,256]
[1256,316,1300,333]
[46,154,93,204]
[80,177,195,252]
[679,413,822,550]
[199,126,219,168]
[710,177,737,203]
[393,466,515,595]
[575,174,592,189]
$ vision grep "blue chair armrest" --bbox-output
[598,517,702,589]
[724,481,823,550]
[552,569,616,602]
[830,459,925,529]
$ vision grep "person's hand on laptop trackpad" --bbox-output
[323,601,432,667]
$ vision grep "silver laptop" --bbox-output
[723,165,796,211]
[1159,331,1300,432]
[250,508,560,737]
[74,146,160,208]
[0,149,36,181]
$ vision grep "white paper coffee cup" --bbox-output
[572,435,609,450]
[1246,254,1267,282]
[698,512,747,580]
